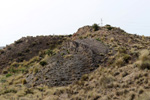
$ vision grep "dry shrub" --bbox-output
[139,49,150,61]
[135,49,150,70]
[100,75,114,88]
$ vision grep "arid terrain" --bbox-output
[0,24,150,100]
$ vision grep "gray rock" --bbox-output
[26,38,109,87]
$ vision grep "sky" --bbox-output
[0,0,150,46]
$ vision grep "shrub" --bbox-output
[15,40,23,44]
[25,89,33,94]
[22,78,27,85]
[68,34,72,37]
[0,50,4,54]
[114,53,131,67]
[25,49,30,53]
[17,52,23,56]
[100,75,114,88]
[107,27,113,30]
[32,42,37,46]
[39,51,46,58]
[40,61,47,66]
[139,49,149,61]
[122,54,131,63]
[110,37,114,42]
[46,49,55,56]
[79,36,83,39]
[61,53,65,56]
[2,70,8,74]
[96,38,101,42]
[118,47,127,53]
[105,24,113,30]
[115,57,124,67]
[136,49,150,70]
[139,60,150,70]
[92,23,99,31]
[81,74,88,81]
[7,46,11,50]
[6,73,12,77]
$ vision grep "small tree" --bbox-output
[92,23,99,31]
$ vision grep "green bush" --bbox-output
[105,24,113,30]
[96,38,101,42]
[92,23,99,31]
[40,61,47,66]
[6,73,12,77]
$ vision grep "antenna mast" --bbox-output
[101,18,103,26]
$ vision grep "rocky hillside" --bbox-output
[0,36,67,73]
[0,24,150,100]
[26,38,109,87]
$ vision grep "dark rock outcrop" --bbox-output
[26,38,109,87]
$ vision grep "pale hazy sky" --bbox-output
[0,0,150,46]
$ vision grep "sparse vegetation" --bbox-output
[0,25,150,100]
[46,49,55,56]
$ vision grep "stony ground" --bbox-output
[26,38,109,87]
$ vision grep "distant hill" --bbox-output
[0,46,4,49]
[0,24,150,100]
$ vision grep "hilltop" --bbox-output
[0,24,150,100]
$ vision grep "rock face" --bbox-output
[26,38,109,87]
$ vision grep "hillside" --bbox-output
[0,36,67,73]
[0,24,150,100]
